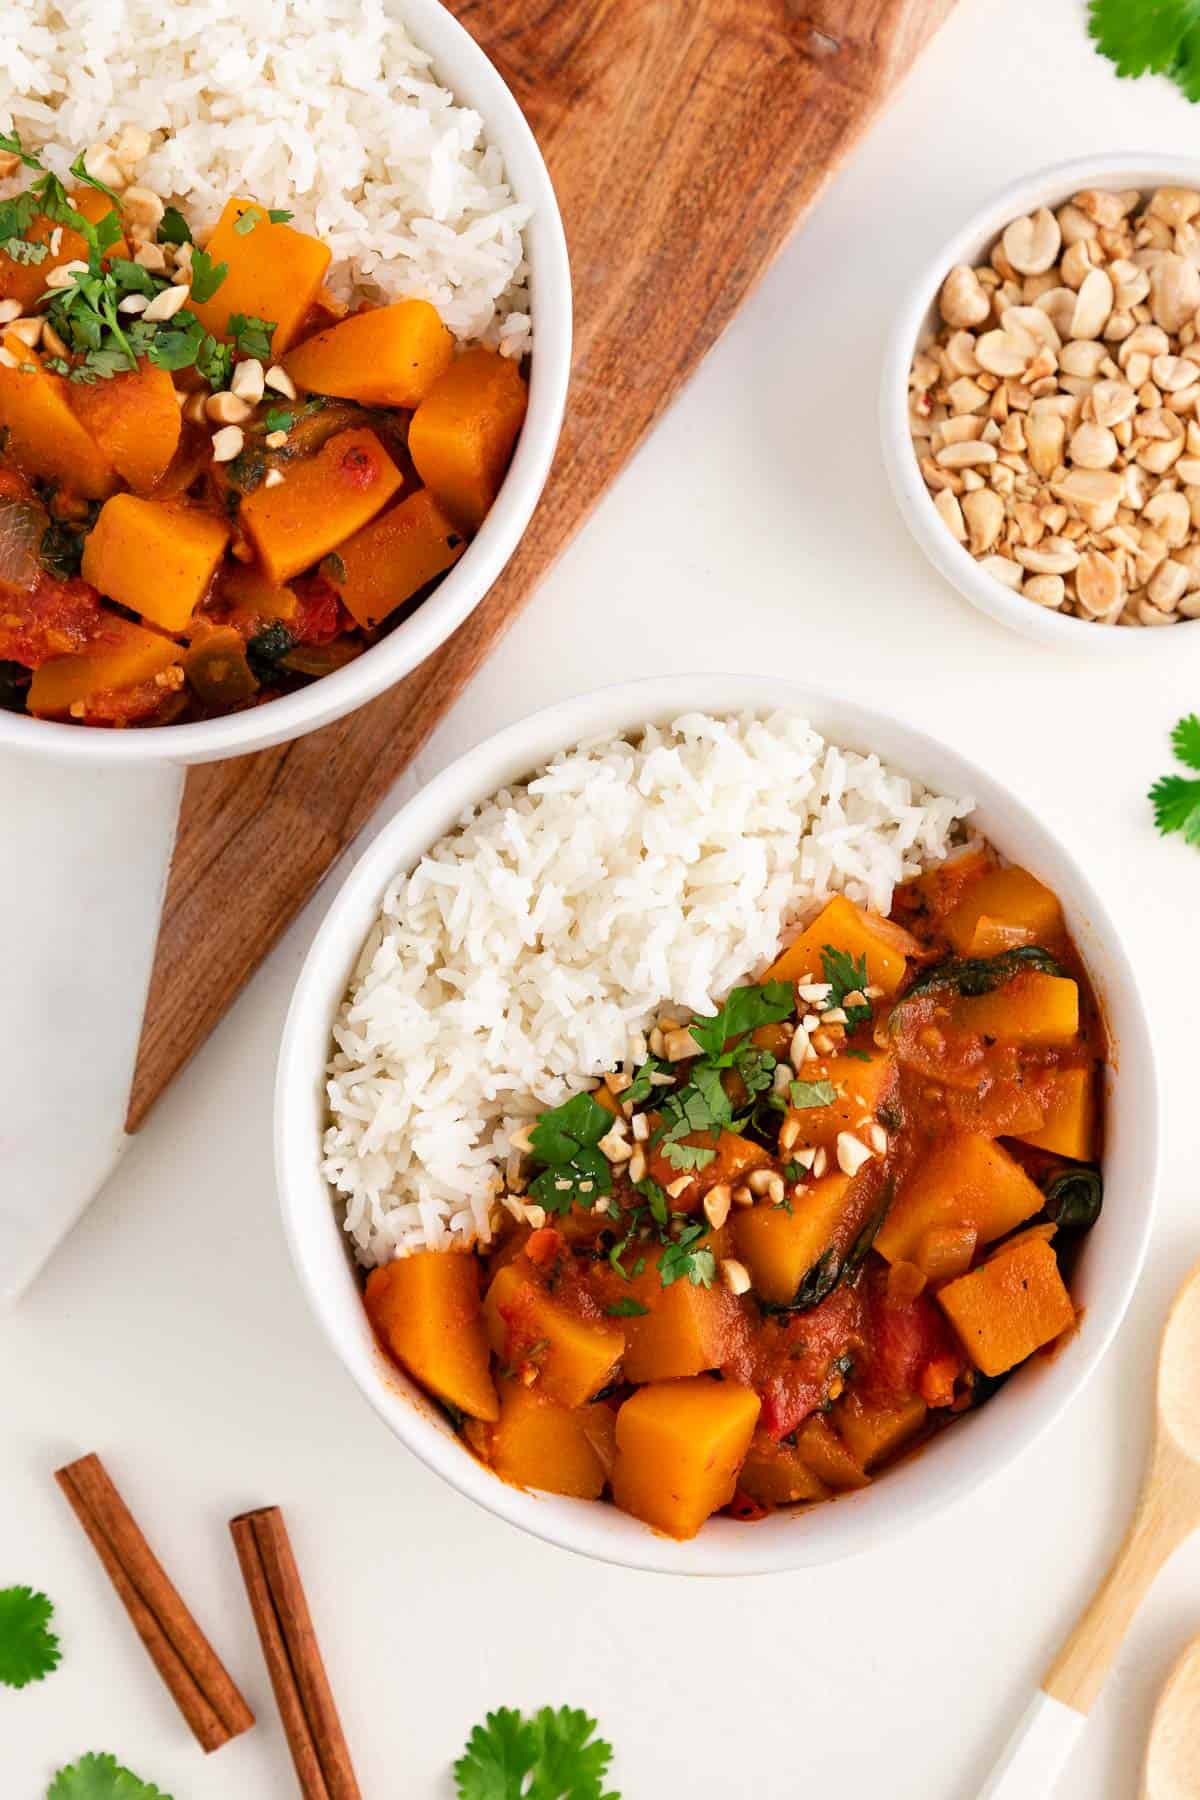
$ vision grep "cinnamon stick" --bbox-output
[55,1453,254,1753]
[230,1506,360,1800]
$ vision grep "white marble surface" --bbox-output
[4,2,1200,1795]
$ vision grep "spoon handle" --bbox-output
[976,1692,1086,1800]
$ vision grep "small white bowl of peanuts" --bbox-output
[881,155,1200,648]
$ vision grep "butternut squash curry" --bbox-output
[0,137,526,726]
[364,851,1106,1539]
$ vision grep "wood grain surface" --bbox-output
[126,0,956,1130]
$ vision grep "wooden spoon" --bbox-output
[979,1259,1200,1798]
[1143,1635,1200,1800]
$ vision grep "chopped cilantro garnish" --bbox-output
[0,1585,60,1688]
[604,1297,649,1318]
[228,312,276,360]
[188,246,228,304]
[819,947,873,1028]
[157,206,193,247]
[68,148,122,207]
[687,980,794,1058]
[268,208,294,224]
[263,405,294,434]
[789,1079,837,1110]
[527,1091,614,1213]
[0,128,43,171]
[454,1706,617,1800]
[659,1222,716,1288]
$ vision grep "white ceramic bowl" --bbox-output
[276,673,1159,1575]
[881,153,1200,651]
[0,0,571,768]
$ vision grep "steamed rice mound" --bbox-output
[323,712,974,1266]
[0,0,531,353]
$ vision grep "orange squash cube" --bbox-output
[944,864,1063,956]
[284,299,454,408]
[954,971,1079,1048]
[876,1133,1045,1265]
[834,1391,927,1470]
[1016,1067,1097,1161]
[483,1379,613,1499]
[612,1378,761,1539]
[938,1236,1074,1377]
[783,1048,897,1151]
[332,488,467,630]
[764,895,916,996]
[82,495,230,632]
[913,1224,978,1284]
[409,346,528,530]
[188,197,331,353]
[240,426,404,585]
[364,1249,499,1422]
[70,360,181,493]
[0,333,115,498]
[618,1250,735,1382]
[732,1173,854,1305]
[27,617,182,718]
[739,1431,830,1505]
[795,1414,869,1491]
[0,188,126,312]
[484,1263,623,1408]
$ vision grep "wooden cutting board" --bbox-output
[126,0,956,1131]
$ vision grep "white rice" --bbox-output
[0,0,532,354]
[323,712,975,1267]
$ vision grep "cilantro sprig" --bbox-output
[658,1221,716,1288]
[1150,714,1200,846]
[1088,0,1200,102]
[48,1752,172,1799]
[654,981,793,1171]
[454,1706,617,1800]
[0,127,43,171]
[819,947,872,1029]
[527,1092,614,1212]
[0,1585,60,1688]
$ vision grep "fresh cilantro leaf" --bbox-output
[67,149,122,207]
[1150,715,1200,847]
[228,311,275,361]
[263,405,294,433]
[527,1091,615,1213]
[732,1043,776,1100]
[636,1177,668,1226]
[144,309,206,372]
[455,1704,617,1800]
[1088,0,1200,79]
[790,1079,837,1109]
[0,1585,60,1688]
[659,1224,716,1288]
[157,207,193,247]
[604,1297,649,1317]
[1172,712,1200,771]
[91,207,123,255]
[624,1057,667,1105]
[268,207,294,224]
[1175,19,1200,97]
[188,247,227,304]
[107,258,159,296]
[3,237,48,266]
[0,128,43,170]
[48,1752,172,1799]
[196,332,233,390]
[661,1139,716,1173]
[819,946,873,1027]
[688,981,794,1058]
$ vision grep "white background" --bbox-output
[4,1,1200,1795]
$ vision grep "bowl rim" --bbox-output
[0,0,572,767]
[880,150,1200,652]
[275,671,1160,1575]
